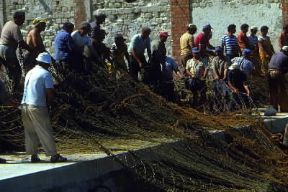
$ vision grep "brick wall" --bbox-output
[282,0,288,26]
[170,0,190,61]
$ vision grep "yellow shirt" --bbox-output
[180,32,193,56]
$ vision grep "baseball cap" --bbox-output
[242,48,252,55]
[282,46,288,52]
[32,17,48,26]
[192,47,200,54]
[228,62,240,70]
[203,24,213,31]
[159,31,169,37]
[215,46,223,53]
[187,24,197,29]
[36,52,52,64]
[250,26,258,31]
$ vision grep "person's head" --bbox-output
[91,29,106,42]
[260,25,269,36]
[159,31,169,42]
[283,25,288,33]
[36,52,52,69]
[215,46,223,56]
[78,21,91,36]
[187,24,197,34]
[62,22,74,34]
[240,24,249,33]
[13,11,25,26]
[114,33,126,45]
[242,48,252,58]
[281,46,288,54]
[227,24,236,34]
[192,47,200,59]
[32,17,47,32]
[202,24,212,36]
[94,13,106,25]
[141,27,151,39]
[250,26,258,35]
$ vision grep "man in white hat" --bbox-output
[268,46,288,112]
[21,52,67,163]
[227,62,251,109]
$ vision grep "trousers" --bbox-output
[21,105,57,156]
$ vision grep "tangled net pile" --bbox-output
[1,64,288,191]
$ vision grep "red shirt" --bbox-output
[237,31,250,50]
[194,32,210,53]
[279,32,288,48]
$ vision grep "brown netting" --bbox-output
[0,63,288,191]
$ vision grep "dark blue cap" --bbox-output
[192,47,200,54]
[203,24,212,31]
[242,48,252,55]
[215,46,223,52]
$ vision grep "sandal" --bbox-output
[31,155,41,163]
[50,154,67,163]
[0,158,6,163]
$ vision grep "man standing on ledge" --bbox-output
[180,24,197,68]
[21,52,67,163]
[128,27,152,81]
[0,11,31,92]
[268,46,288,112]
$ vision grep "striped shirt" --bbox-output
[221,34,239,56]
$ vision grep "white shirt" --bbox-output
[21,65,54,107]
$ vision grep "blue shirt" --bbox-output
[21,65,54,107]
[54,30,74,62]
[269,51,288,73]
[128,34,151,56]
[221,34,239,56]
[162,56,178,80]
[71,31,91,48]
[231,57,254,77]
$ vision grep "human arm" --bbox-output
[188,35,194,49]
[124,49,130,65]
[131,48,143,68]
[243,83,250,97]
[211,58,220,80]
[279,33,284,48]
[44,73,55,105]
[46,88,54,105]
[228,80,238,93]
[147,38,152,60]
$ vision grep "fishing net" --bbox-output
[0,60,288,191]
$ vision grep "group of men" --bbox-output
[0,11,178,163]
[179,23,288,110]
[1,9,288,164]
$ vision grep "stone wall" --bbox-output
[0,0,171,55]
[92,0,172,55]
[1,0,77,53]
[191,0,283,51]
[0,0,287,58]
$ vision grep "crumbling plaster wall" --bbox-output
[191,0,283,51]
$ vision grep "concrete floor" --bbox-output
[0,153,108,181]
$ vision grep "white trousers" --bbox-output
[21,105,57,156]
